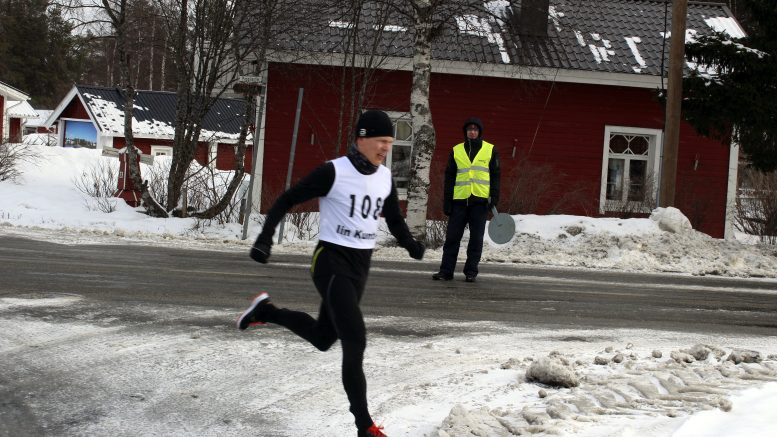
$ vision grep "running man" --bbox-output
[237,110,425,437]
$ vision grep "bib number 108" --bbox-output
[349,194,383,219]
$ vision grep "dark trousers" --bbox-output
[263,252,373,431]
[439,202,488,277]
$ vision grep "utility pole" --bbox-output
[659,0,688,207]
[235,75,264,240]
[277,88,304,244]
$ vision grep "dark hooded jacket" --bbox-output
[442,117,500,214]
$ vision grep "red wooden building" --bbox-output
[44,85,252,171]
[244,0,743,238]
[1,80,35,144]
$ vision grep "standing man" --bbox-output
[237,110,425,437]
[432,117,500,283]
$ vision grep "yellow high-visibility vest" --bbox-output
[453,141,493,199]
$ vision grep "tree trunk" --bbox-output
[149,20,155,90]
[167,0,194,212]
[160,33,166,90]
[106,0,166,217]
[405,5,434,239]
[191,97,252,219]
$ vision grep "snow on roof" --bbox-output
[24,110,54,127]
[704,16,746,39]
[48,85,251,143]
[455,14,510,64]
[273,0,747,79]
[6,100,39,118]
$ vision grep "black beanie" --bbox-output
[356,110,394,138]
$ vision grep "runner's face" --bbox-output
[356,136,394,166]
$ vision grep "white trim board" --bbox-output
[268,51,665,90]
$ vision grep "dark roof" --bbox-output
[75,85,248,140]
[270,0,743,77]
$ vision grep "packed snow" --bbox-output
[1,143,777,436]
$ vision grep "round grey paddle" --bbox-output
[488,206,515,244]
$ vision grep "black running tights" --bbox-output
[264,273,372,431]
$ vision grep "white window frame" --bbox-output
[151,145,173,157]
[382,110,413,199]
[599,126,663,214]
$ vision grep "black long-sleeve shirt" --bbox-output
[256,161,415,251]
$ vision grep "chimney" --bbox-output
[510,0,550,38]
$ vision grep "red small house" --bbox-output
[1,80,35,144]
[242,0,743,238]
[44,85,253,171]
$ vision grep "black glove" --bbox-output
[250,240,272,264]
[405,239,425,260]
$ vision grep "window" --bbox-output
[151,145,173,157]
[62,119,97,148]
[383,111,413,196]
[599,126,662,213]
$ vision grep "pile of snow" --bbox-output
[2,143,777,278]
[651,206,693,233]
[435,340,777,437]
[524,352,579,388]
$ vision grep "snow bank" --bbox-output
[3,143,777,278]
[435,340,777,437]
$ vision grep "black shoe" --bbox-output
[236,292,272,330]
[465,275,476,283]
[432,272,453,281]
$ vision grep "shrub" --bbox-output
[72,158,119,213]
[0,142,34,182]
[736,167,777,244]
[505,156,595,215]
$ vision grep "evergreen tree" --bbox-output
[0,0,87,108]
[682,0,777,171]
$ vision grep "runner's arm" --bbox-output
[255,162,334,245]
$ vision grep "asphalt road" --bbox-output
[2,235,777,336]
[3,234,777,436]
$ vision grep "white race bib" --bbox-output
[319,157,392,249]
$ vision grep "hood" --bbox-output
[462,117,483,139]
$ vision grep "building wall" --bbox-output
[111,137,251,172]
[61,98,90,119]
[217,143,253,173]
[262,62,731,237]
[113,137,173,155]
[262,63,411,204]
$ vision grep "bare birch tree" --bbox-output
[389,0,464,239]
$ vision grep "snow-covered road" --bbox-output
[2,292,776,436]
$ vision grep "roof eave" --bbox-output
[0,81,29,101]
[101,132,247,144]
[268,51,664,89]
[44,86,79,128]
